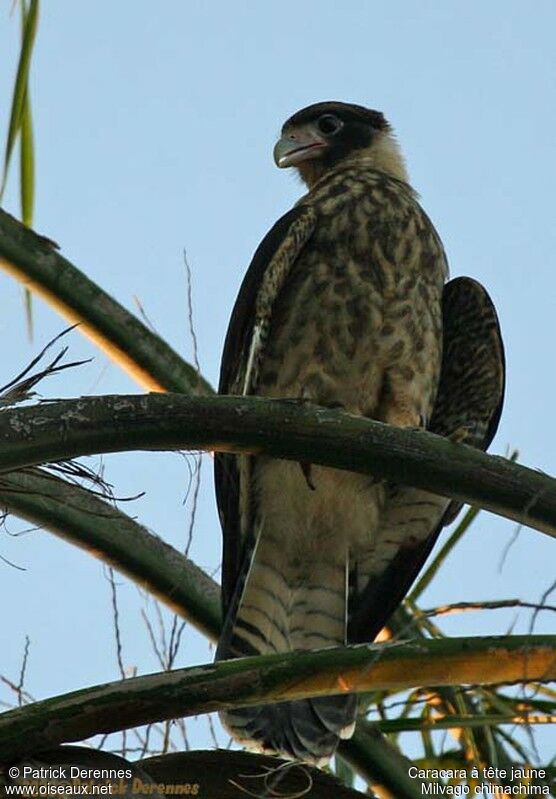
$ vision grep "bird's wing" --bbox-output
[215,205,316,616]
[429,276,506,523]
[348,276,505,643]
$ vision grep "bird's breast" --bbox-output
[256,222,443,419]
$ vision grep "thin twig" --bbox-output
[185,454,202,557]
[16,635,30,707]
[183,249,200,374]
[422,599,556,618]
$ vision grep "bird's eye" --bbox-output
[316,114,344,136]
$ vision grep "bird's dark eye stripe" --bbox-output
[316,113,344,135]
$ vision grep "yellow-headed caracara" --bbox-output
[215,101,505,762]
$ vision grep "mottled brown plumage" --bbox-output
[215,101,505,763]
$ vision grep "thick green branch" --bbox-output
[0,394,555,537]
[0,635,553,762]
[0,208,212,394]
[0,469,221,639]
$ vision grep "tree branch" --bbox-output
[0,635,553,762]
[0,394,555,538]
[0,208,212,395]
[0,468,221,639]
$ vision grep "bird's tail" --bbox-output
[216,531,357,763]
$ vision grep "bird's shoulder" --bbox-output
[295,161,449,282]
[304,159,419,216]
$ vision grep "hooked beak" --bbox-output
[273,125,328,168]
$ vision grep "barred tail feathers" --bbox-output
[217,530,356,762]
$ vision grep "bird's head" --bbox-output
[273,101,408,188]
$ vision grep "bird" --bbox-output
[214,101,505,763]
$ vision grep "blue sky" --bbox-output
[0,0,554,768]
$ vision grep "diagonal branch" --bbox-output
[0,635,554,762]
[0,208,212,395]
[339,725,430,798]
[0,468,221,639]
[0,394,555,537]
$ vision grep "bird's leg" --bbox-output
[376,371,424,430]
[381,400,421,429]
